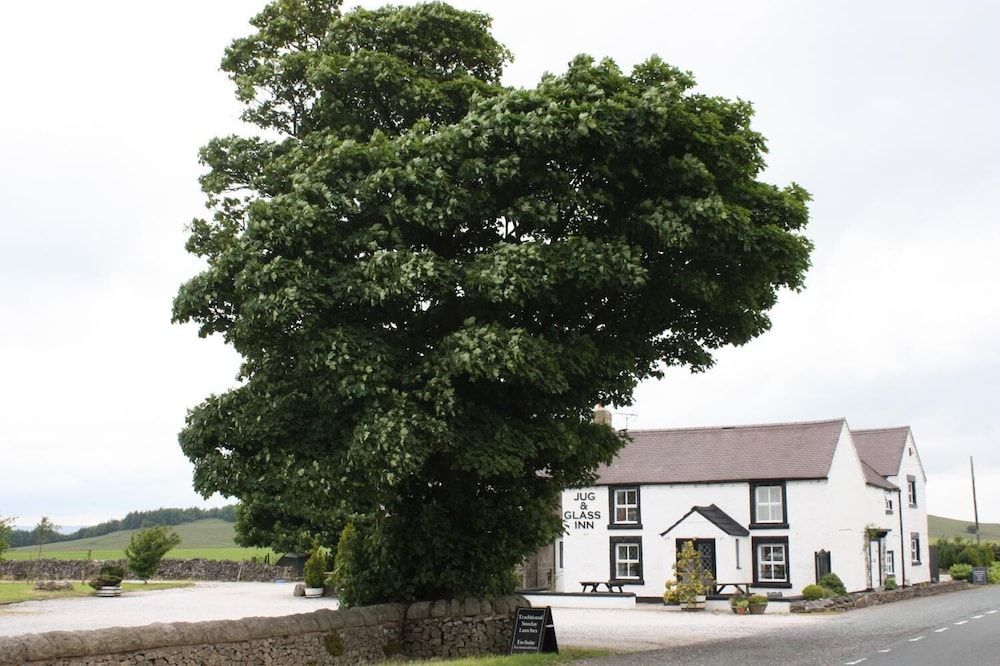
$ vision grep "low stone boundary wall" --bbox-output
[791,580,970,613]
[0,595,526,665]
[0,558,293,583]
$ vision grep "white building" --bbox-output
[555,417,930,600]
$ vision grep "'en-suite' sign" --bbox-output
[564,491,601,530]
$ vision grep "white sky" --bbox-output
[2,1,998,527]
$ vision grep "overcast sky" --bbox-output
[2,1,998,528]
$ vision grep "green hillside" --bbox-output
[5,519,276,561]
[929,514,1000,541]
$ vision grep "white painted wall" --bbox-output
[557,423,930,598]
[888,430,931,584]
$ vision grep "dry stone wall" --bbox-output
[791,580,970,613]
[0,595,526,665]
[0,559,293,583]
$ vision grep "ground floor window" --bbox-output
[885,550,895,576]
[609,537,643,583]
[752,536,790,586]
[911,533,921,564]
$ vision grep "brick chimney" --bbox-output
[593,404,613,426]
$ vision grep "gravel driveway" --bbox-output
[0,582,339,638]
[551,605,824,652]
[1,583,824,652]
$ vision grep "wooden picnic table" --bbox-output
[579,580,624,593]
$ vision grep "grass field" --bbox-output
[6,519,278,562]
[929,514,1000,541]
[0,581,192,605]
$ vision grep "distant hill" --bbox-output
[929,514,1000,541]
[8,519,239,553]
[7,505,236,548]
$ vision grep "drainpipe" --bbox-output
[897,488,906,587]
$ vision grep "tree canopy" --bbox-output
[174,0,812,605]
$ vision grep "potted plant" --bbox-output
[748,593,769,614]
[674,541,714,611]
[88,563,125,597]
[302,542,327,598]
[729,592,748,614]
[663,579,680,608]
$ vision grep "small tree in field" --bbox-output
[0,515,14,561]
[124,526,182,582]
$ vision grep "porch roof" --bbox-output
[660,504,750,537]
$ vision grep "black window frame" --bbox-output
[609,536,644,585]
[885,492,894,515]
[749,481,788,529]
[910,532,922,565]
[907,475,918,508]
[608,485,642,529]
[752,536,792,588]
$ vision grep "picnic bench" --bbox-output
[713,582,751,595]
[579,580,624,593]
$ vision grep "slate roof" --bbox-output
[660,504,750,537]
[860,460,898,490]
[852,427,909,477]
[595,418,847,485]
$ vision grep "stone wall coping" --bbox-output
[0,595,528,665]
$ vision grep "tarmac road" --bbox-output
[577,585,1000,665]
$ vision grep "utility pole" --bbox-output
[971,456,981,545]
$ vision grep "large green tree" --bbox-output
[174,0,812,605]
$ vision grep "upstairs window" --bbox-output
[609,486,641,527]
[907,476,918,507]
[751,482,787,527]
[885,492,894,514]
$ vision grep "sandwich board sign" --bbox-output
[509,606,558,654]
[972,567,988,585]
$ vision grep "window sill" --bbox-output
[610,578,645,586]
[750,523,789,530]
[885,510,894,515]
[752,581,793,589]
[608,523,643,530]
[912,561,922,566]
[909,504,918,509]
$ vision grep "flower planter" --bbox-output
[96,586,122,598]
[733,605,749,615]
[682,595,707,611]
[304,587,325,598]
[748,603,767,615]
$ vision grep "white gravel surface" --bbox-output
[551,605,825,652]
[0,582,339,638]
[1,583,825,652]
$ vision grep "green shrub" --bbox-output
[818,572,846,596]
[124,526,181,582]
[303,541,327,588]
[728,591,747,608]
[950,563,973,581]
[802,584,826,600]
[988,563,1000,584]
[883,576,898,591]
[88,563,125,590]
[748,594,768,606]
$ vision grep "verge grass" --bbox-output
[0,581,192,605]
[379,648,612,665]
